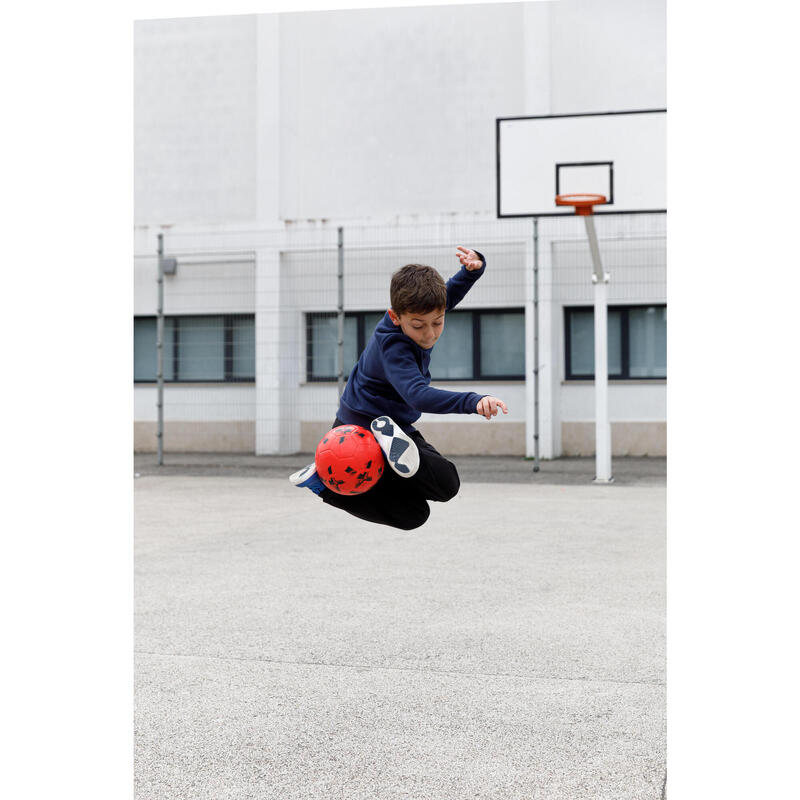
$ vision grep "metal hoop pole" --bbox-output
[156,233,165,466]
[337,227,345,400]
[532,217,540,472]
[584,215,613,484]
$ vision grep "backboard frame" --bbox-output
[495,109,667,218]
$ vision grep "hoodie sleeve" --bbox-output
[381,337,483,416]
[445,251,486,312]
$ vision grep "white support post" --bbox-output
[584,215,614,484]
[336,227,345,401]
[156,233,165,466]
[255,248,300,455]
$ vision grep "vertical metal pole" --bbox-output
[532,217,540,472]
[584,215,613,483]
[336,226,345,400]
[156,233,165,466]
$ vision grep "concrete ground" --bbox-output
[134,452,666,486]
[135,460,665,799]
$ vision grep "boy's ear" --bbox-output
[387,308,401,326]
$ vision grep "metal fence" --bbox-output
[133,213,666,461]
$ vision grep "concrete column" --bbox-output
[537,224,557,460]
[255,248,300,454]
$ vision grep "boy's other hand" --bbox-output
[457,246,483,271]
[476,396,508,420]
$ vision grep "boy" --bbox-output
[289,245,508,530]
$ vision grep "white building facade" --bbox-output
[133,0,666,457]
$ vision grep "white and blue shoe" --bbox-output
[289,462,326,495]
[370,416,419,477]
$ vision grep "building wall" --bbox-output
[134,15,258,225]
[133,255,256,316]
[134,1,667,225]
[133,2,667,456]
[278,3,525,220]
[134,385,256,452]
[548,0,666,114]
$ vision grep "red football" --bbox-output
[315,424,385,495]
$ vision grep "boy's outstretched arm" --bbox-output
[447,246,486,311]
[382,340,509,419]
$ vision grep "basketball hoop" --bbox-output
[555,193,607,216]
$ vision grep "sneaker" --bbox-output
[289,462,326,495]
[370,416,419,477]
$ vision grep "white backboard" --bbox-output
[496,109,666,217]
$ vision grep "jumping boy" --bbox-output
[289,245,508,530]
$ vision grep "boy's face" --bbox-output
[387,307,446,350]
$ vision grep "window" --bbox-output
[430,309,525,380]
[133,315,256,382]
[477,311,525,379]
[306,308,525,381]
[306,311,384,381]
[564,304,666,380]
[429,311,472,379]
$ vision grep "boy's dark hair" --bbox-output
[390,264,447,315]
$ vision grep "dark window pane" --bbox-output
[608,310,622,376]
[430,311,472,379]
[134,317,175,381]
[361,312,386,347]
[568,308,623,378]
[178,316,225,380]
[164,318,176,381]
[231,316,255,379]
[480,312,524,376]
[309,314,357,378]
[569,309,594,376]
[134,318,156,381]
[629,306,667,377]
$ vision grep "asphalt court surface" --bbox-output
[135,466,666,799]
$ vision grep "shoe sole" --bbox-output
[370,416,419,477]
[289,463,316,486]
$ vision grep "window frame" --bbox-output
[305,307,526,382]
[133,314,256,384]
[563,303,666,381]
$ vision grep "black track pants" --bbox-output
[320,418,460,530]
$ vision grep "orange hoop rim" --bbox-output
[555,193,607,215]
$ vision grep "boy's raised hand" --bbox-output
[457,246,483,271]
[476,396,508,420]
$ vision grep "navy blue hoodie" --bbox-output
[336,254,487,434]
